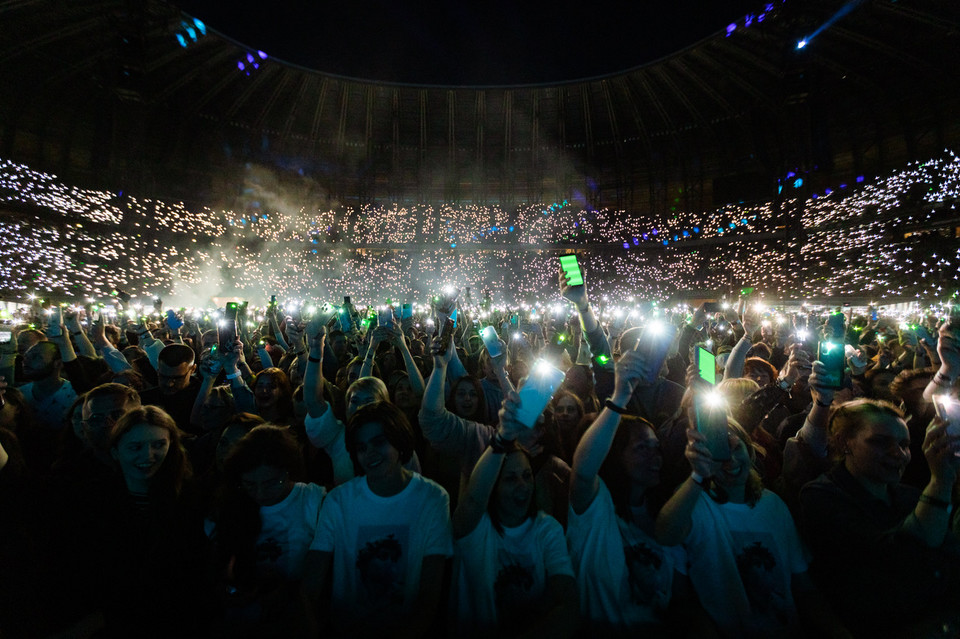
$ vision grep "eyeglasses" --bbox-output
[82,408,127,427]
[239,473,288,494]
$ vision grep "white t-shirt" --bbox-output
[19,379,77,431]
[256,482,326,581]
[681,490,809,639]
[453,512,574,637]
[203,482,326,582]
[566,480,681,630]
[309,473,453,629]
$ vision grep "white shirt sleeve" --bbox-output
[305,404,355,486]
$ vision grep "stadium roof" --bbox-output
[0,0,958,213]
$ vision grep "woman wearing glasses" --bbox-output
[211,423,325,636]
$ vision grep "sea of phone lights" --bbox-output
[0,149,957,326]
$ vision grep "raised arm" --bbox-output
[923,323,959,403]
[453,391,526,538]
[221,338,256,415]
[901,418,958,548]
[569,350,644,514]
[191,347,224,428]
[723,308,759,381]
[303,327,328,418]
[422,335,453,416]
[654,418,719,547]
[65,311,96,358]
[393,326,425,396]
[361,326,388,379]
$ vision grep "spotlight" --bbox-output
[797,39,808,49]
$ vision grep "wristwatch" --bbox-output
[776,377,792,392]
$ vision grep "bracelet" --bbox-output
[308,356,322,363]
[490,432,517,454]
[934,371,956,386]
[918,493,951,510]
[690,471,710,488]
[815,399,832,408]
[604,398,630,415]
[225,372,242,381]
[71,331,83,337]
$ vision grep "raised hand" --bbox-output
[559,266,589,311]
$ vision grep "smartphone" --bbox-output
[516,360,567,428]
[559,255,584,287]
[269,294,277,308]
[694,392,731,461]
[481,326,503,358]
[701,302,723,314]
[695,346,716,385]
[818,341,845,389]
[115,290,131,303]
[153,297,163,312]
[933,395,960,440]
[0,330,11,344]
[378,309,394,327]
[220,303,239,349]
[401,303,413,320]
[338,308,353,332]
[634,321,678,384]
[47,307,63,337]
[437,317,455,355]
[740,287,755,296]
[344,296,351,305]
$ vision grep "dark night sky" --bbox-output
[174,0,762,85]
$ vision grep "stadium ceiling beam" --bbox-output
[153,47,235,104]
[252,70,292,130]
[0,15,105,65]
[280,74,311,142]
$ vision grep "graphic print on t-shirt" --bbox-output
[493,549,537,632]
[731,531,789,628]
[256,537,283,564]
[355,525,409,611]
[622,540,668,605]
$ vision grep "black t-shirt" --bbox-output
[140,377,202,435]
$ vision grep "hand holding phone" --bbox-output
[933,395,960,441]
[435,317,456,356]
[515,360,566,428]
[480,326,504,359]
[559,255,584,287]
[693,391,731,462]
[817,341,845,389]
[46,307,63,338]
[634,320,678,385]
[219,303,239,350]
[166,309,184,332]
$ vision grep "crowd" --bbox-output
[1,261,959,639]
[1,151,958,303]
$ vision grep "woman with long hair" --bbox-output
[213,424,325,636]
[64,405,210,637]
[567,350,688,637]
[655,388,846,638]
[451,393,578,638]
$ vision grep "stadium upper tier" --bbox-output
[0,153,956,305]
[0,0,958,211]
